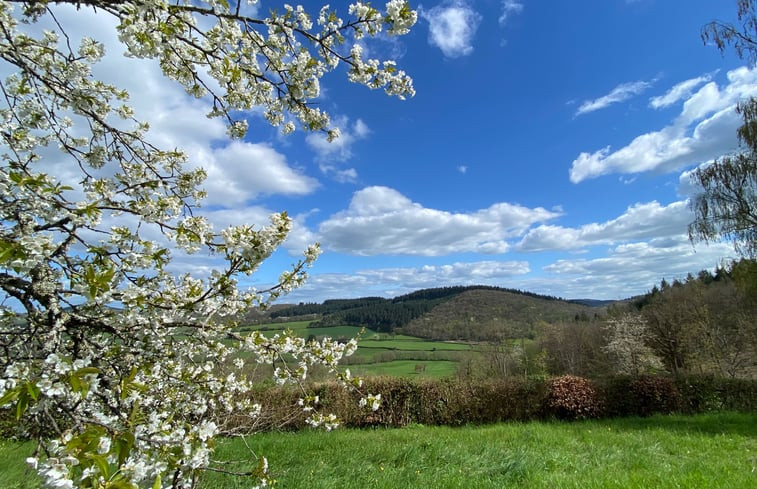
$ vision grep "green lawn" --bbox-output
[207,412,757,488]
[236,322,474,378]
[3,413,754,489]
[349,359,458,378]
[357,338,471,351]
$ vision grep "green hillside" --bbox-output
[256,285,606,342]
[402,288,601,341]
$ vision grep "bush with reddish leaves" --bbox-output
[544,375,602,420]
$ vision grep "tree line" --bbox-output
[466,259,756,381]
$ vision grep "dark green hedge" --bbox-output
[218,374,757,433]
[3,375,755,438]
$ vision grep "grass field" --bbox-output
[203,412,756,489]
[238,322,474,378]
[2,413,754,488]
[348,359,458,377]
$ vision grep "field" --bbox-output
[2,412,754,488]
[240,321,474,378]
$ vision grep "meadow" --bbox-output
[241,321,474,378]
[2,412,754,488]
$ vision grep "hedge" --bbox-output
[3,375,755,438]
[216,374,757,433]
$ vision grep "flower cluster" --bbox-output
[0,1,415,488]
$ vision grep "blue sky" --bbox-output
[37,1,756,302]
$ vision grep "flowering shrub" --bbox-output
[544,375,602,420]
[0,1,417,488]
[602,314,664,375]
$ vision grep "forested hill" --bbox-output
[401,289,601,341]
[264,285,605,341]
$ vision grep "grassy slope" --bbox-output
[237,322,474,378]
[3,413,754,488]
[348,359,458,378]
[206,412,757,489]
[0,439,37,489]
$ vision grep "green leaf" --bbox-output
[85,453,110,479]
[0,386,20,407]
[75,367,100,376]
[16,389,29,419]
[25,381,40,402]
[0,239,24,265]
[114,431,135,467]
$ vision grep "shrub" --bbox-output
[628,376,681,416]
[674,375,757,413]
[214,375,757,433]
[544,375,602,420]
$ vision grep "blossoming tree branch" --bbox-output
[0,1,415,487]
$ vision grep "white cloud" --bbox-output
[29,5,319,207]
[499,0,524,25]
[570,66,757,183]
[285,236,737,302]
[576,80,653,116]
[538,236,736,299]
[10,4,324,289]
[422,1,482,58]
[517,200,692,251]
[306,117,371,161]
[283,260,531,302]
[319,165,358,183]
[199,142,318,205]
[649,72,717,109]
[306,117,369,183]
[315,186,559,256]
[676,160,720,198]
[457,165,468,174]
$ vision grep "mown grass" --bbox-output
[0,439,37,489]
[235,322,474,378]
[348,359,458,378]
[357,338,471,351]
[3,413,754,488]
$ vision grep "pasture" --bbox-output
[240,321,474,378]
[2,412,753,488]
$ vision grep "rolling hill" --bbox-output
[401,288,602,341]
[258,286,609,342]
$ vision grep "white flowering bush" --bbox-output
[602,314,664,375]
[0,1,416,488]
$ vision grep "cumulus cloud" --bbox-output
[306,117,371,161]
[649,72,717,109]
[517,200,692,251]
[538,236,736,299]
[199,142,318,205]
[576,80,653,116]
[570,66,757,183]
[284,235,737,302]
[315,186,559,256]
[19,4,322,285]
[283,260,531,302]
[499,0,524,25]
[306,117,371,182]
[31,5,320,208]
[422,1,482,58]
[457,165,468,174]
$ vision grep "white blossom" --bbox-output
[0,1,416,487]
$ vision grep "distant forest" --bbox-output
[269,285,579,333]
